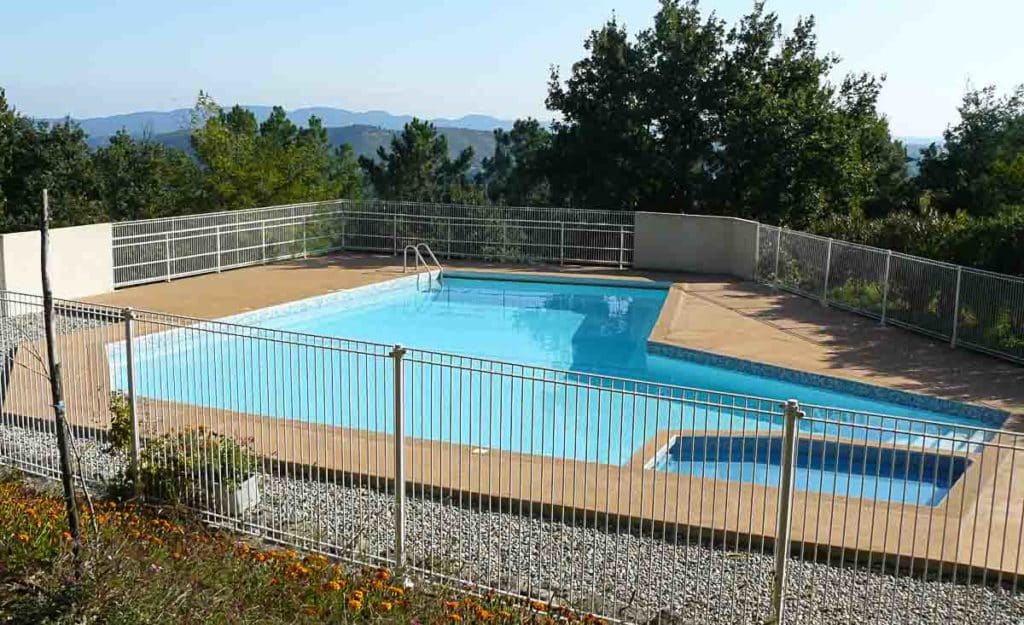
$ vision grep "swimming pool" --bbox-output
[110,273,1003,468]
[649,435,971,506]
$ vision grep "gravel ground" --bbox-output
[3,422,1023,624]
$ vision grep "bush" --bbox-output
[104,396,257,505]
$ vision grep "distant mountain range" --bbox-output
[148,124,498,168]
[41,105,510,166]
[45,105,514,144]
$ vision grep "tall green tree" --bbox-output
[918,85,1024,215]
[545,17,654,209]
[190,94,360,209]
[0,91,101,230]
[93,130,204,221]
[359,118,478,202]
[542,1,908,224]
[476,119,552,205]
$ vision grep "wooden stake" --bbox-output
[40,189,82,568]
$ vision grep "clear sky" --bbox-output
[1,0,1021,137]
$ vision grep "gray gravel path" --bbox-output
[3,422,1022,624]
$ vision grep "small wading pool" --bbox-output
[648,435,972,506]
[108,272,1002,502]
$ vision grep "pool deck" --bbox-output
[5,252,1024,579]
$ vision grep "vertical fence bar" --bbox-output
[559,222,565,266]
[773,227,782,286]
[393,214,398,255]
[822,238,833,305]
[754,222,761,279]
[390,344,407,568]
[302,216,308,258]
[122,307,141,493]
[447,218,452,259]
[618,226,625,269]
[880,250,892,325]
[771,399,803,625]
[951,266,963,348]
[164,232,172,281]
[215,225,222,272]
[261,220,267,264]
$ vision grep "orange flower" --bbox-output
[476,609,494,621]
[323,580,343,592]
[386,585,405,597]
[444,601,460,610]
[376,568,391,581]
[347,599,363,612]
[351,590,365,601]
[531,601,546,612]
[379,601,393,613]
[16,533,29,543]
[61,531,72,542]
[449,615,463,623]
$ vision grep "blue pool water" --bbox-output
[111,275,998,478]
[653,436,971,506]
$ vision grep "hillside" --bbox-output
[54,105,514,146]
[143,124,497,168]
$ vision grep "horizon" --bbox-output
[2,0,1022,137]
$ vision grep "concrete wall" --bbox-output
[633,212,759,279]
[0,223,114,298]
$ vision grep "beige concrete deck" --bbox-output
[5,252,1023,579]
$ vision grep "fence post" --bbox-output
[770,399,803,625]
[393,214,398,256]
[951,266,963,348]
[559,222,565,266]
[390,344,408,569]
[880,250,892,325]
[164,232,172,281]
[302,216,308,258]
[754,222,761,280]
[447,218,452,259]
[821,238,833,306]
[618,226,625,269]
[122,307,141,496]
[215,225,222,272]
[261,220,267,264]
[773,227,782,286]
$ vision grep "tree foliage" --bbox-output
[358,118,479,203]
[537,0,910,226]
[476,119,552,205]
[918,85,1024,216]
[191,94,363,209]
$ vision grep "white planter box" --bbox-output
[207,475,261,516]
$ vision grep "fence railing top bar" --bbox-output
[800,409,1016,442]
[112,199,634,230]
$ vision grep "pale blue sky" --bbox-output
[1,0,1020,136]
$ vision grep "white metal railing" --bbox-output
[756,224,1024,364]
[2,288,1022,623]
[112,200,634,288]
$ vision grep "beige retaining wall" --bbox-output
[633,212,759,279]
[0,223,113,298]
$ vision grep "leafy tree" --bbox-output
[359,118,477,202]
[190,94,358,210]
[545,17,654,210]
[93,130,204,221]
[476,119,552,205]
[543,1,908,224]
[0,91,101,230]
[918,85,1024,215]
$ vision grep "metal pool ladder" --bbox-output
[402,243,443,289]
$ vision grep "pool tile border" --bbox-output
[647,341,1008,427]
